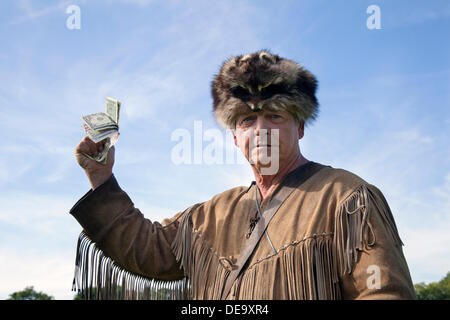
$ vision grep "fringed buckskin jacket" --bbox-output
[70,161,416,300]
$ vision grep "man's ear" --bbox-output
[298,120,305,140]
[233,132,238,147]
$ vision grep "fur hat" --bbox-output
[211,50,319,129]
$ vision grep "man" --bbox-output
[71,50,416,299]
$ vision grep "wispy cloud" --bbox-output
[0,191,78,235]
[0,190,81,299]
[391,3,450,27]
[108,0,155,6]
[11,0,71,25]
[0,248,76,300]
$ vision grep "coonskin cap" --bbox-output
[211,50,319,129]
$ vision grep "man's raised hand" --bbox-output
[75,136,115,190]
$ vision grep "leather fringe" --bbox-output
[171,204,231,300]
[236,233,341,299]
[171,206,340,300]
[72,184,403,300]
[170,184,403,299]
[72,231,189,300]
[333,184,403,276]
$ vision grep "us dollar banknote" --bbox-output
[82,112,117,132]
[106,97,120,123]
[81,97,121,164]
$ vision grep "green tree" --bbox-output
[7,286,54,300]
[415,272,450,300]
[73,292,83,300]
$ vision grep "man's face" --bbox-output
[233,109,304,175]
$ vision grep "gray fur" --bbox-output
[211,49,319,129]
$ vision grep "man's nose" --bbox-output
[254,114,271,135]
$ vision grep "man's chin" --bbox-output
[249,160,280,175]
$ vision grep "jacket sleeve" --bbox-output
[337,184,417,299]
[70,174,185,281]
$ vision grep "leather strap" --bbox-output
[220,161,326,299]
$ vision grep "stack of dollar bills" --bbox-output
[81,97,121,165]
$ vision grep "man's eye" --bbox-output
[270,114,283,120]
[239,116,255,126]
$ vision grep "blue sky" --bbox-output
[0,0,449,299]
